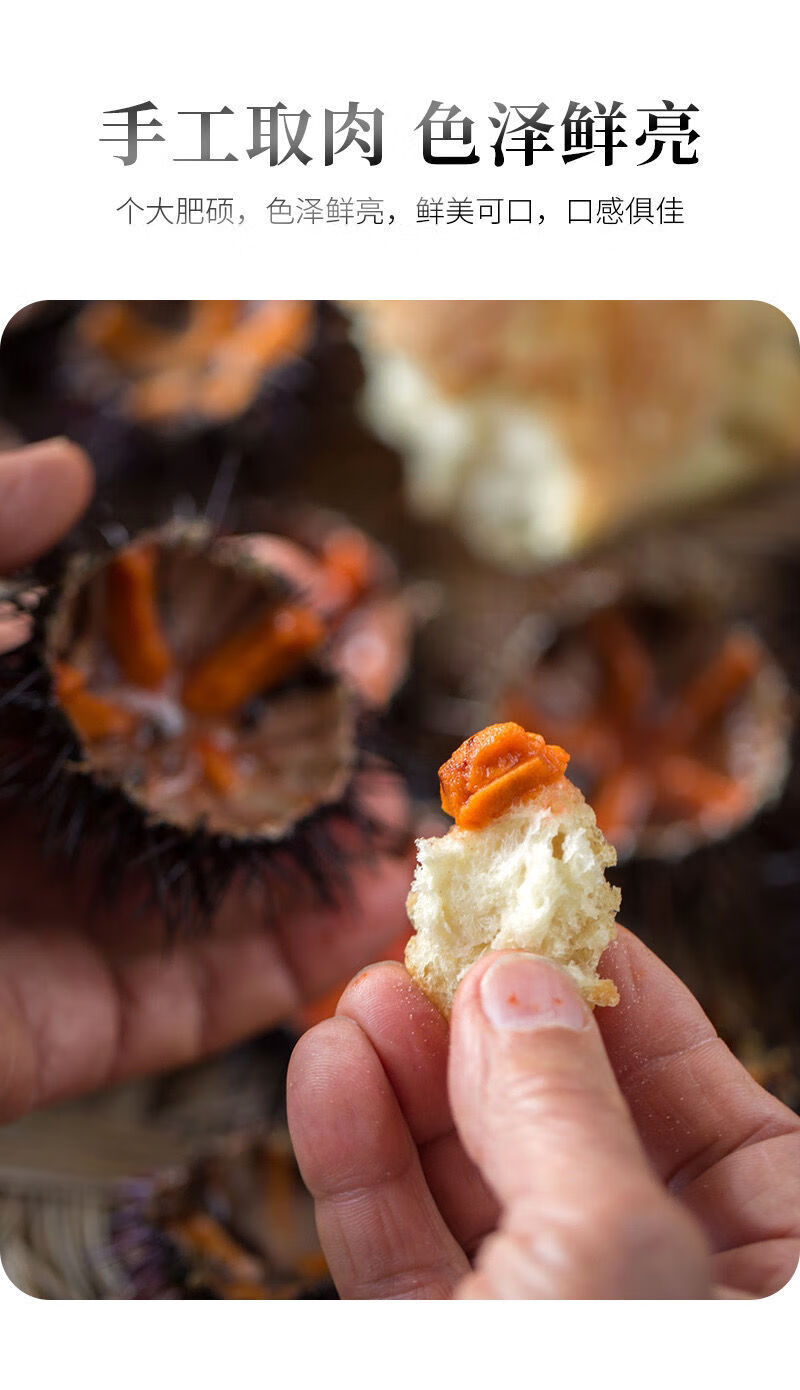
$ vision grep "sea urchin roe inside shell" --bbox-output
[224,517,411,711]
[55,661,136,740]
[319,528,377,606]
[105,546,173,690]
[496,597,792,859]
[46,527,355,838]
[439,723,570,829]
[182,604,324,718]
[73,300,314,425]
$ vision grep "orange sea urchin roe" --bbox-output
[182,603,324,718]
[190,733,241,797]
[439,722,570,830]
[54,662,136,740]
[105,545,172,689]
[319,528,376,606]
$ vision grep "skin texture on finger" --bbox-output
[0,793,415,1123]
[449,952,711,1299]
[287,1016,468,1298]
[335,961,499,1254]
[712,1238,799,1298]
[0,899,297,1119]
[598,928,800,1294]
[0,439,94,573]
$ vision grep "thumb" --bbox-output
[0,438,93,573]
[449,951,711,1299]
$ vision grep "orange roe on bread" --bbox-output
[439,722,570,830]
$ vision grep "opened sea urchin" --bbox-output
[0,520,401,925]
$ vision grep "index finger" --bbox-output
[599,926,800,1190]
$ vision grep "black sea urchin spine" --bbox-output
[0,609,407,935]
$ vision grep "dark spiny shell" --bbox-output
[0,520,404,930]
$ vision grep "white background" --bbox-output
[0,1,798,1385]
[0,1,798,315]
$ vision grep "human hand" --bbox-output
[287,928,800,1299]
[0,439,415,1123]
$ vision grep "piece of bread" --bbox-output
[348,300,800,570]
[405,724,621,1016]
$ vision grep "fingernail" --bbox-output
[479,953,588,1032]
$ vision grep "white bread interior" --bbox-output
[405,778,621,1017]
[349,301,800,570]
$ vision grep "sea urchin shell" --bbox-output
[0,520,395,927]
